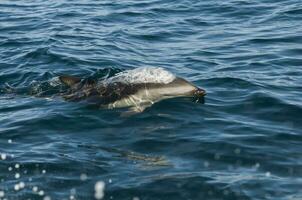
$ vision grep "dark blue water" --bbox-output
[1,0,302,199]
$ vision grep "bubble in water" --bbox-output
[15,164,20,169]
[133,197,140,200]
[8,167,12,171]
[204,161,209,168]
[8,139,12,144]
[94,181,105,200]
[0,191,5,198]
[108,179,112,183]
[42,170,46,174]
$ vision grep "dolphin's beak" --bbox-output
[193,88,206,103]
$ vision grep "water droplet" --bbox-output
[19,182,25,189]
[80,173,87,181]
[254,163,260,169]
[15,173,20,179]
[94,181,105,200]
[70,188,76,195]
[234,148,241,154]
[43,196,51,200]
[14,184,20,191]
[265,172,271,177]
[33,186,38,192]
[1,153,7,160]
[214,153,220,160]
[38,190,45,196]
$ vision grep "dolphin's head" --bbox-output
[161,77,206,103]
[192,87,206,103]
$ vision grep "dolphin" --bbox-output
[59,67,206,115]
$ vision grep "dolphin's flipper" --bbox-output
[59,75,81,87]
[121,103,152,117]
[121,107,143,117]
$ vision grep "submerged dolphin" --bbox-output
[59,67,206,114]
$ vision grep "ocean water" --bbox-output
[0,0,302,199]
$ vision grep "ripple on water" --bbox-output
[1,0,302,199]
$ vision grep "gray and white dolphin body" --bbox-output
[59,67,206,114]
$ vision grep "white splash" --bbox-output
[49,77,61,87]
[107,67,176,84]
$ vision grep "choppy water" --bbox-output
[1,0,302,199]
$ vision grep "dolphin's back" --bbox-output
[62,81,159,104]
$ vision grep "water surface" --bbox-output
[1,0,302,199]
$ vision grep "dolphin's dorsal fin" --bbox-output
[59,75,81,87]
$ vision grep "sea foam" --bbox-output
[107,67,176,84]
